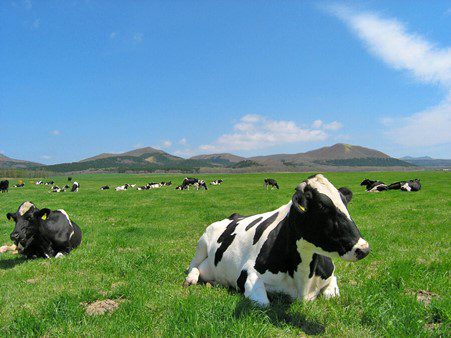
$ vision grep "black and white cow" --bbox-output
[100,185,110,190]
[70,182,79,192]
[6,201,82,259]
[148,183,162,189]
[50,186,65,193]
[264,178,279,190]
[14,183,25,188]
[35,180,44,185]
[210,179,223,186]
[161,181,172,186]
[388,179,421,192]
[115,184,130,191]
[64,185,70,189]
[181,177,200,190]
[194,180,208,190]
[45,181,55,186]
[0,180,9,193]
[184,174,370,306]
[175,184,188,190]
[360,179,388,192]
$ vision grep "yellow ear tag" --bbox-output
[299,205,306,212]
[41,214,47,220]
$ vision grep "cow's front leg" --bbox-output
[322,276,340,299]
[243,272,270,307]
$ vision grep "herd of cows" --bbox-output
[0,173,422,305]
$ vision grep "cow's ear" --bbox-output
[36,208,51,221]
[338,187,353,205]
[6,213,17,222]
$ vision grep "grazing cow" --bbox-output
[6,201,82,258]
[184,174,370,306]
[176,184,188,190]
[14,183,25,188]
[360,179,388,192]
[210,179,223,186]
[0,180,9,193]
[70,182,79,192]
[115,184,130,191]
[35,180,44,185]
[100,185,110,190]
[181,177,200,190]
[264,178,279,190]
[68,177,72,181]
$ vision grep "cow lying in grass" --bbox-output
[6,201,82,259]
[360,179,388,192]
[185,174,370,306]
[388,179,421,192]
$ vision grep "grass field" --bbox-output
[0,172,449,337]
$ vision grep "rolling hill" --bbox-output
[0,154,42,169]
[1,144,417,174]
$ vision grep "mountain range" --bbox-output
[2,143,436,174]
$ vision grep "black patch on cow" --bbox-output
[308,254,334,280]
[214,219,240,266]
[228,213,245,221]
[254,215,302,277]
[253,212,279,245]
[237,269,248,293]
[245,217,263,231]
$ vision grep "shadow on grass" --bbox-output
[0,257,27,270]
[233,293,325,335]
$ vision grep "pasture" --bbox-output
[0,172,449,337]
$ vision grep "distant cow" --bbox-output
[360,179,388,192]
[14,183,25,188]
[50,186,65,193]
[45,181,55,186]
[100,185,110,190]
[264,178,279,190]
[184,174,370,305]
[210,179,223,186]
[194,180,208,190]
[148,183,162,189]
[161,181,172,186]
[175,184,188,190]
[115,184,130,191]
[68,177,72,181]
[388,179,422,192]
[7,201,82,258]
[71,182,79,192]
[0,180,9,193]
[35,180,44,185]
[64,185,70,189]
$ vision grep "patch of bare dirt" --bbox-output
[26,278,38,284]
[82,299,125,316]
[417,290,439,306]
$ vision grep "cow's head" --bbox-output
[360,179,372,186]
[291,174,370,262]
[6,201,40,253]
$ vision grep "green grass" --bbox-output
[0,172,449,337]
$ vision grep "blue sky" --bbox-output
[1,0,450,164]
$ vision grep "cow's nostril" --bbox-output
[355,246,370,260]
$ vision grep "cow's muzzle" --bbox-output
[340,238,370,262]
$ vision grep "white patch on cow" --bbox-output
[322,276,340,299]
[340,237,369,262]
[55,252,64,259]
[57,209,74,230]
[296,238,340,259]
[401,183,411,191]
[18,201,35,215]
[306,174,351,219]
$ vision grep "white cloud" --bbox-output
[328,5,451,148]
[41,155,51,160]
[199,114,340,153]
[178,138,188,146]
[162,140,172,148]
[312,119,343,131]
[152,140,172,149]
[133,33,144,43]
[174,148,196,158]
[49,130,61,135]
